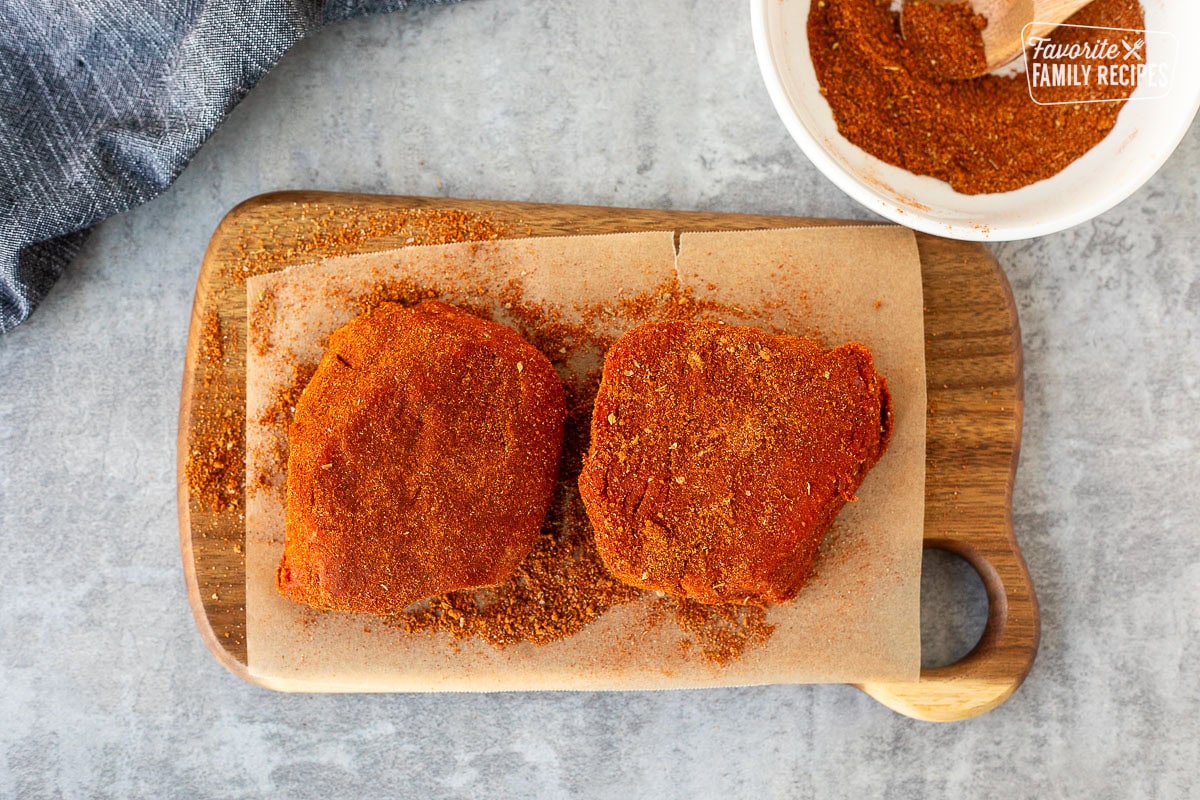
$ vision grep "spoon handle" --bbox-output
[983,0,1093,71]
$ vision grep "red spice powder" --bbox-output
[902,1,988,80]
[667,599,776,665]
[186,400,244,514]
[198,305,225,370]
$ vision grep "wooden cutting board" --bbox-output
[177,191,1038,721]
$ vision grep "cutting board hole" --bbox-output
[921,548,988,668]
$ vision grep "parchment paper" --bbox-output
[245,226,925,691]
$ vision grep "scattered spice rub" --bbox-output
[186,398,244,514]
[809,0,1145,193]
[229,205,509,287]
[579,321,892,605]
[277,300,567,614]
[252,360,318,497]
[667,598,776,665]
[186,306,245,513]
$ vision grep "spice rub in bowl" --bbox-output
[578,320,892,606]
[277,300,567,615]
[808,0,1145,194]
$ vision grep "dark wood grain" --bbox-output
[177,192,1038,720]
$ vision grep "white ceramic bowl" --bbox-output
[751,0,1200,240]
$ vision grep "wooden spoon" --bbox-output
[904,0,1095,78]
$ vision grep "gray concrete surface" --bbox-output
[2,0,1197,797]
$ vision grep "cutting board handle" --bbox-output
[856,534,1040,722]
[853,242,1039,721]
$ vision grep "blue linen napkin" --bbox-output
[0,0,445,333]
